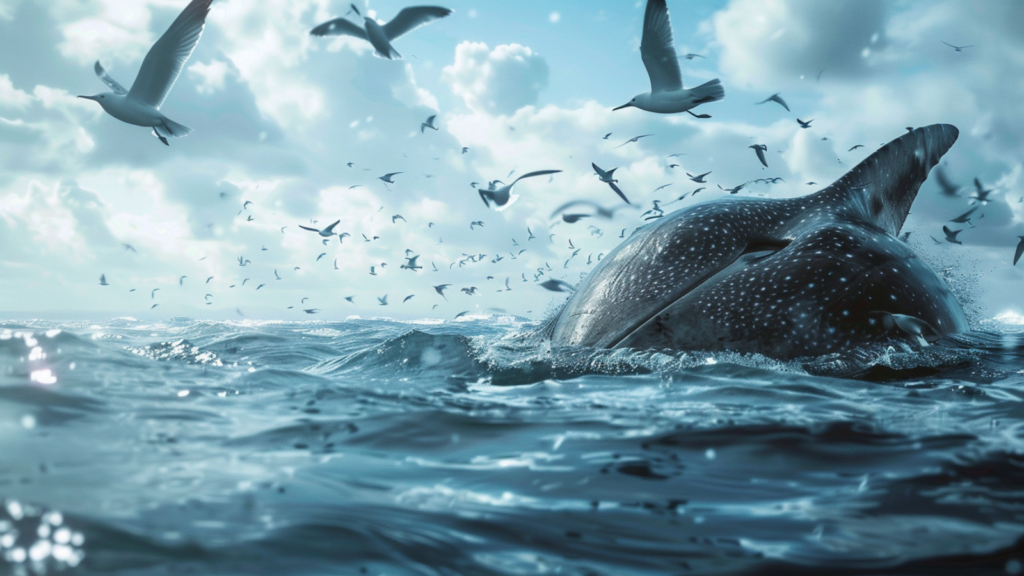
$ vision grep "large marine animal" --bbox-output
[545,124,968,360]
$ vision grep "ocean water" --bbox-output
[2,316,1024,575]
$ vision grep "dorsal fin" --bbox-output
[816,124,958,235]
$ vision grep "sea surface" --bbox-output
[2,316,1024,575]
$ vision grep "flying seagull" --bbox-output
[421,114,438,132]
[686,170,711,183]
[592,163,630,203]
[749,144,768,168]
[551,200,636,221]
[941,41,974,52]
[310,5,454,60]
[433,284,451,300]
[756,93,789,112]
[942,225,963,245]
[613,0,723,117]
[99,274,109,286]
[1015,236,1024,266]
[79,0,213,146]
[797,118,813,129]
[299,220,341,237]
[614,134,654,148]
[478,170,562,210]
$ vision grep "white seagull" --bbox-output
[613,0,723,117]
[477,170,562,211]
[78,0,213,146]
[310,5,453,60]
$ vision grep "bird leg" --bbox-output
[151,128,169,146]
[686,110,712,119]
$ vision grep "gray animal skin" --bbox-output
[545,124,968,360]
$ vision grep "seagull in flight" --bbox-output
[478,170,562,210]
[756,93,789,111]
[942,225,963,245]
[299,220,341,237]
[433,284,451,300]
[592,163,630,204]
[1015,237,1024,266]
[79,0,213,146]
[379,172,402,185]
[749,144,768,168]
[99,274,109,286]
[614,134,654,148]
[942,41,974,52]
[421,114,439,132]
[310,5,453,60]
[401,255,423,270]
[797,118,813,129]
[613,0,723,117]
[551,200,636,221]
[686,170,711,183]
[378,295,389,306]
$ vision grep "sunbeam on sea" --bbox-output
[1,316,1024,575]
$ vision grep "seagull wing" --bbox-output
[608,182,631,204]
[478,189,494,208]
[127,0,213,109]
[94,61,128,95]
[640,0,683,93]
[753,146,768,167]
[1015,239,1024,266]
[512,170,563,186]
[310,17,368,38]
[323,220,340,233]
[771,94,790,111]
[298,225,319,232]
[382,6,453,41]
[591,163,607,178]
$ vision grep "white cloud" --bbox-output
[713,0,887,89]
[0,73,30,109]
[188,59,229,95]
[443,42,550,115]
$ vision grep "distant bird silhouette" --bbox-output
[470,221,485,230]
[749,144,768,168]
[970,178,993,204]
[99,274,109,286]
[848,144,864,151]
[756,93,789,111]
[378,295,388,306]
[401,255,423,270]
[311,5,453,60]
[941,41,974,52]
[478,170,562,210]
[421,114,438,132]
[433,284,451,300]
[797,118,813,129]
[942,225,963,245]
[687,171,711,183]
[299,220,341,237]
[392,214,406,223]
[1015,237,1024,266]
[403,295,415,303]
[614,134,654,148]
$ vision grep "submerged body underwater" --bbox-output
[2,315,1024,575]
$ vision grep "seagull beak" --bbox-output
[612,103,632,111]
[77,95,96,101]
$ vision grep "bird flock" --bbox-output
[82,0,1018,318]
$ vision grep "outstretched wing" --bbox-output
[512,170,563,185]
[640,0,683,93]
[382,6,453,41]
[94,61,128,95]
[608,182,631,204]
[298,225,318,232]
[310,17,367,38]
[1015,239,1024,266]
[128,0,213,109]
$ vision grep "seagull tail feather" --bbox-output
[155,117,193,139]
[690,78,724,105]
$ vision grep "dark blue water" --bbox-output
[2,316,1024,575]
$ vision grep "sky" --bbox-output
[0,0,1022,323]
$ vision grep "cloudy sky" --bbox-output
[0,0,1021,323]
